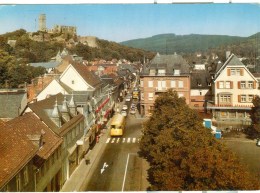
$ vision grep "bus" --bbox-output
[110,114,126,137]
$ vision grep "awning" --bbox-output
[95,98,110,113]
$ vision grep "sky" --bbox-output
[0,3,260,42]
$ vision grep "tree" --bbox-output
[139,90,260,190]
[246,96,260,139]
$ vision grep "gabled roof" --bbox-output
[28,93,64,132]
[7,113,62,164]
[70,63,103,88]
[0,123,38,188]
[215,54,257,81]
[28,93,84,136]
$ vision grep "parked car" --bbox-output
[125,94,132,102]
[257,138,260,147]
[130,108,136,115]
[122,105,128,110]
[121,110,127,117]
[131,103,136,108]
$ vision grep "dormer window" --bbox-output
[198,83,202,87]
[158,69,166,75]
[174,69,180,75]
[149,69,156,75]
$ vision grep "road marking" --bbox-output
[122,153,130,191]
[122,138,125,143]
[101,162,109,174]
[127,138,131,143]
[111,138,115,143]
[116,138,120,143]
[106,138,111,143]
[132,138,136,143]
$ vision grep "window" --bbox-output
[71,80,75,84]
[231,69,241,76]
[241,81,246,89]
[248,81,253,89]
[220,111,228,118]
[149,69,156,75]
[16,173,21,191]
[158,81,166,89]
[148,81,153,88]
[220,95,231,103]
[178,80,184,88]
[248,95,254,102]
[23,166,29,185]
[225,81,231,89]
[140,80,143,87]
[219,81,224,89]
[178,93,184,97]
[241,95,247,102]
[199,91,202,96]
[158,69,166,75]
[174,69,180,75]
[148,106,154,114]
[148,93,154,100]
[171,80,176,88]
[141,92,144,100]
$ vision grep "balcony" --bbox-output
[155,87,167,92]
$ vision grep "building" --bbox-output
[6,113,63,191]
[0,122,38,192]
[207,53,259,129]
[190,70,212,112]
[140,53,190,116]
[38,14,47,32]
[26,94,85,185]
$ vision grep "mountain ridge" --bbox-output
[120,33,258,54]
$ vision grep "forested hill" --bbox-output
[0,29,155,64]
[120,33,249,54]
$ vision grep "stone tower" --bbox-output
[38,14,47,32]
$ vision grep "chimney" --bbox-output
[226,51,231,59]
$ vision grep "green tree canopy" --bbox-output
[246,95,260,139]
[139,90,260,190]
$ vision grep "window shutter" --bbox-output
[230,81,233,89]
[238,95,241,102]
[238,81,241,89]
[227,69,231,76]
[217,81,219,89]
[253,81,257,89]
[240,69,244,76]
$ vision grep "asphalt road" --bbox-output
[84,107,149,191]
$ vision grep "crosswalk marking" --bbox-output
[111,138,115,143]
[105,137,141,144]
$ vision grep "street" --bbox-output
[83,104,150,191]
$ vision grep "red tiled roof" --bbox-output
[71,63,102,88]
[0,124,38,188]
[7,113,62,162]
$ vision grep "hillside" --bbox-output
[0,29,155,64]
[120,33,247,54]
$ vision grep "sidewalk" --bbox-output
[60,123,110,192]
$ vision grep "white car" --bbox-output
[121,110,127,116]
[122,105,128,110]
[130,108,136,115]
[125,95,131,102]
